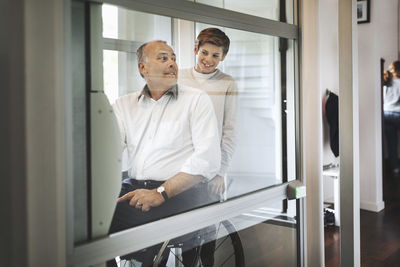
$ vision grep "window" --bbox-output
[101,9,297,199]
[69,1,301,266]
[102,5,172,103]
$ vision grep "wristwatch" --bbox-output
[157,186,168,201]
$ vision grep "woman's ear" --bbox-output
[194,46,198,55]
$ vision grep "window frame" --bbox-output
[72,183,289,266]
[100,0,298,39]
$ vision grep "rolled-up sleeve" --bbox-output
[180,93,221,180]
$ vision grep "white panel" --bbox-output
[90,92,122,238]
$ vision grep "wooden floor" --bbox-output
[325,164,400,266]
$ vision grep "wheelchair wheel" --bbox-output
[212,220,245,267]
[152,240,175,267]
[152,220,244,267]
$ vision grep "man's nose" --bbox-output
[168,60,176,68]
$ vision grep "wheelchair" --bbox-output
[118,220,245,267]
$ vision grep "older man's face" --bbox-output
[139,42,178,90]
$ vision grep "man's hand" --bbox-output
[210,175,225,195]
[117,189,165,212]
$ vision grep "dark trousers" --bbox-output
[384,111,400,169]
[108,178,217,266]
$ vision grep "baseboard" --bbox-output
[360,200,385,212]
[324,197,334,203]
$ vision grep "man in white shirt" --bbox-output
[108,40,220,266]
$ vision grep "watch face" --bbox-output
[157,186,168,200]
[157,186,165,193]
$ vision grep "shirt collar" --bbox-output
[137,84,179,101]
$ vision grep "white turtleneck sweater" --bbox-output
[178,68,238,177]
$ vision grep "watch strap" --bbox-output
[157,186,169,201]
[160,190,168,201]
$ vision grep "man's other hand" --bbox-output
[210,175,225,195]
[117,189,165,212]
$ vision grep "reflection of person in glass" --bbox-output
[383,61,400,176]
[179,28,237,197]
[108,40,220,266]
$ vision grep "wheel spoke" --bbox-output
[214,235,230,251]
[219,253,234,267]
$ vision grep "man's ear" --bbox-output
[138,62,146,76]
[194,46,198,55]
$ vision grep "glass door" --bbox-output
[68,0,303,266]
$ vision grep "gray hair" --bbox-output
[136,40,167,63]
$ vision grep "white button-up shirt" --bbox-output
[113,85,221,181]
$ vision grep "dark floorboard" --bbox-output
[324,162,400,266]
[324,226,340,267]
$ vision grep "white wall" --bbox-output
[319,0,340,203]
[357,0,398,212]
[320,0,398,212]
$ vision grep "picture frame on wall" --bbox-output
[357,0,370,24]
